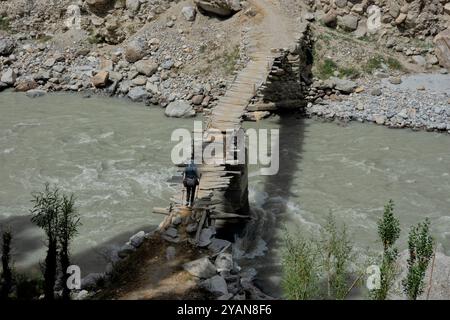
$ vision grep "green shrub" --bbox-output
[316,58,338,79]
[321,213,353,300]
[402,218,434,300]
[222,46,240,75]
[370,200,400,300]
[282,233,320,300]
[0,17,10,31]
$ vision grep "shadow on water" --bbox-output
[0,212,158,275]
[240,113,307,298]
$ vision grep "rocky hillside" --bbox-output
[0,0,449,124]
[0,0,252,115]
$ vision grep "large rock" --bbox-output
[338,14,359,32]
[1,69,17,86]
[198,226,216,247]
[201,275,228,296]
[91,70,109,88]
[331,77,357,93]
[165,100,196,118]
[127,86,148,102]
[26,89,47,98]
[126,0,140,13]
[129,231,145,248]
[182,6,197,21]
[215,253,233,273]
[86,0,114,13]
[183,257,217,278]
[134,60,158,76]
[118,243,135,258]
[321,9,337,28]
[434,29,450,70]
[124,38,147,63]
[0,37,15,56]
[81,273,104,289]
[194,0,242,17]
[15,79,38,92]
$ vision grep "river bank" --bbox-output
[306,73,450,133]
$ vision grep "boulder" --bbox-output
[126,0,140,13]
[1,69,17,85]
[165,100,196,118]
[118,243,135,258]
[26,89,47,98]
[374,114,386,125]
[0,37,15,56]
[412,55,426,66]
[335,0,347,8]
[321,9,337,28]
[194,0,242,17]
[134,60,158,76]
[331,77,357,93]
[338,14,359,32]
[182,6,197,21]
[124,38,147,63]
[81,273,104,289]
[129,231,145,248]
[86,0,113,13]
[198,226,216,247]
[389,76,402,84]
[164,227,178,238]
[434,29,450,70]
[15,79,38,92]
[215,253,233,273]
[201,275,228,296]
[91,70,109,88]
[127,86,148,102]
[192,94,204,105]
[445,3,450,15]
[183,257,217,278]
[71,290,90,300]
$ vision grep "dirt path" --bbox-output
[247,0,300,55]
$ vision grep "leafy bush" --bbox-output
[282,233,320,300]
[402,218,434,300]
[370,200,400,300]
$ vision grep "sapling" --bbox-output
[402,218,434,300]
[371,200,400,300]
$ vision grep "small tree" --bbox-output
[402,218,434,300]
[282,233,319,300]
[30,183,61,300]
[371,200,400,300]
[1,228,13,300]
[58,194,80,300]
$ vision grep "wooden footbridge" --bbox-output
[153,18,309,244]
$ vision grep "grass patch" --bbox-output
[339,67,360,79]
[364,55,384,73]
[316,58,338,79]
[315,58,360,80]
[363,54,403,73]
[221,45,240,75]
[0,16,10,31]
[87,33,105,45]
[386,57,403,70]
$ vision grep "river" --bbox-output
[1,92,450,294]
